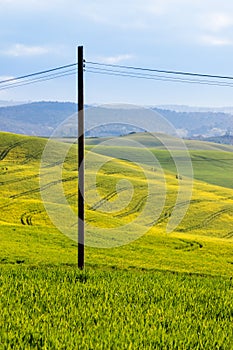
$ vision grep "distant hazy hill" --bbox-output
[156,104,233,114]
[195,134,233,145]
[154,108,233,138]
[0,101,233,141]
[0,101,76,136]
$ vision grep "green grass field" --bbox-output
[0,131,233,349]
[1,266,233,349]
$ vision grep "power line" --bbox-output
[86,61,233,81]
[2,59,233,92]
[86,66,232,85]
[2,65,233,91]
[0,69,77,91]
[85,67,233,88]
[0,63,77,85]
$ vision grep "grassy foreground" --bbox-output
[1,266,233,350]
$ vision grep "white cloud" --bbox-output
[0,0,41,9]
[200,13,233,32]
[134,0,167,15]
[76,0,166,29]
[200,35,232,46]
[0,0,51,7]
[0,0,69,13]
[97,54,133,64]
[2,44,50,57]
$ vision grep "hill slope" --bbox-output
[86,132,233,189]
[0,132,232,276]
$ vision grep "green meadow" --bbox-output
[0,131,233,349]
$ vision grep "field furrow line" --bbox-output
[0,141,25,161]
[178,208,233,232]
[148,199,204,226]
[223,231,233,239]
[89,187,128,211]
[20,210,43,226]
[10,176,77,199]
[175,238,203,251]
[115,195,148,218]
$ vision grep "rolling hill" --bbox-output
[0,131,232,276]
[86,132,233,189]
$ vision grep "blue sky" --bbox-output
[1,0,233,106]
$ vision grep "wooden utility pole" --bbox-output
[78,46,84,269]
